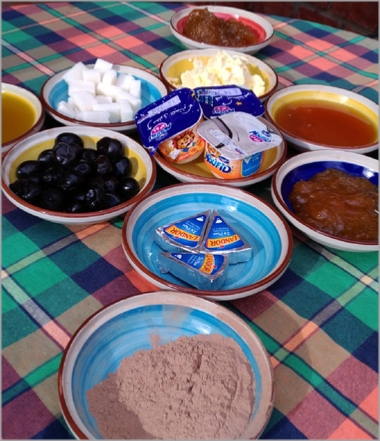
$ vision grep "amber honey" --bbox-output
[2,91,36,144]
[273,98,378,147]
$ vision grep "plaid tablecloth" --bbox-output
[2,2,378,439]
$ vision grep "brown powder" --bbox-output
[86,333,255,439]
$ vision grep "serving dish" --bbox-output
[271,150,378,252]
[159,48,278,101]
[2,82,45,156]
[170,6,274,54]
[2,126,156,225]
[121,183,293,301]
[40,64,167,133]
[153,116,287,187]
[265,84,379,154]
[58,291,274,439]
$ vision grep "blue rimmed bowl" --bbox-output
[58,291,274,439]
[40,64,167,133]
[271,150,379,252]
[121,183,293,301]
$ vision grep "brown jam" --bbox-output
[289,168,378,242]
[183,8,258,47]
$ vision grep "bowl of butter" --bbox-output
[159,49,278,102]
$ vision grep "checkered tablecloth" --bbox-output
[2,2,378,439]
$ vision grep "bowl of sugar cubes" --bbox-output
[40,58,168,133]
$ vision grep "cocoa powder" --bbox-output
[87,333,255,439]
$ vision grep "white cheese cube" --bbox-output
[57,100,76,118]
[95,95,113,104]
[67,79,96,96]
[129,79,141,98]
[92,102,121,123]
[62,61,87,81]
[96,82,120,100]
[116,91,142,113]
[102,69,117,85]
[76,110,111,123]
[71,91,98,111]
[118,99,134,121]
[82,68,101,84]
[116,73,134,91]
[93,58,114,73]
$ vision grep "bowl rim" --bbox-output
[121,182,294,298]
[1,126,157,221]
[159,48,279,101]
[170,5,274,52]
[58,290,275,440]
[271,150,379,250]
[153,116,288,186]
[2,82,46,149]
[39,63,168,129]
[264,83,379,151]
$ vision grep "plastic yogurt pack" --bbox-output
[198,111,283,179]
[134,87,206,164]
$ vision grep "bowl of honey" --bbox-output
[2,83,45,156]
[271,149,378,253]
[264,84,378,154]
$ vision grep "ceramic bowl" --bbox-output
[154,116,287,187]
[121,183,293,301]
[2,83,45,156]
[159,48,278,101]
[265,84,379,154]
[2,126,156,225]
[271,150,379,252]
[58,291,274,439]
[170,5,274,54]
[40,64,167,133]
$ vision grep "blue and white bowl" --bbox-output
[40,64,168,133]
[271,150,379,252]
[121,183,293,301]
[58,291,275,439]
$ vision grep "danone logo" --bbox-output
[149,122,172,141]
[214,106,233,114]
[248,129,271,143]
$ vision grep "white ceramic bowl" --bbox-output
[170,6,274,54]
[265,84,379,154]
[40,64,168,133]
[58,291,274,439]
[159,48,278,101]
[2,83,45,156]
[271,150,379,252]
[2,126,156,225]
[121,183,293,301]
[154,116,287,187]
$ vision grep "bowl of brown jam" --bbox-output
[170,6,274,54]
[271,149,379,252]
[265,84,379,155]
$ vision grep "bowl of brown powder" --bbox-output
[58,291,274,439]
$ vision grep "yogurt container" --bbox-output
[198,112,283,180]
[193,85,264,119]
[135,87,206,163]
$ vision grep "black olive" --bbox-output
[59,170,85,193]
[118,177,140,200]
[9,179,43,204]
[71,188,87,202]
[55,132,84,148]
[113,156,131,179]
[94,155,113,176]
[53,141,82,168]
[80,148,99,163]
[42,164,65,187]
[106,192,123,208]
[40,188,65,211]
[16,160,47,179]
[89,175,105,189]
[72,160,95,178]
[96,137,124,160]
[65,199,86,213]
[103,175,119,193]
[85,185,107,211]
[37,149,55,167]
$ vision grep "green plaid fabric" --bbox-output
[2,2,378,439]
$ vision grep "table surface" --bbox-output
[2,2,378,440]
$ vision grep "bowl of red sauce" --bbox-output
[265,84,378,154]
[271,150,378,252]
[170,6,274,54]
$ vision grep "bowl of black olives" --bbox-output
[2,126,156,224]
